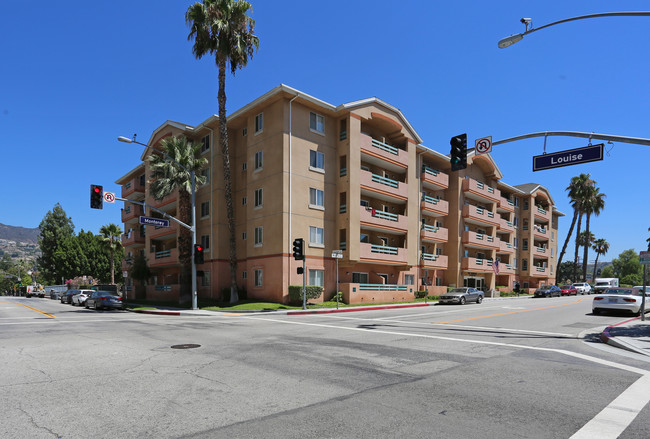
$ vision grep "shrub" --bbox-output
[289,285,322,304]
[220,287,248,302]
[414,290,428,299]
[329,291,343,303]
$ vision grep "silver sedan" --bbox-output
[438,287,484,305]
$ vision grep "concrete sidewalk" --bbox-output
[600,316,650,357]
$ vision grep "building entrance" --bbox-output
[464,276,484,290]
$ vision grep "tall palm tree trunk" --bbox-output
[178,190,192,302]
[582,213,592,281]
[573,213,583,282]
[217,56,239,304]
[110,242,115,285]
[591,252,601,284]
[557,210,578,278]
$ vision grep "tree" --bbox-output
[610,249,642,283]
[557,174,593,279]
[186,0,259,304]
[591,238,610,283]
[100,223,123,285]
[38,204,75,284]
[148,136,207,302]
[129,252,151,300]
[557,261,579,284]
[581,186,605,281]
[576,231,594,281]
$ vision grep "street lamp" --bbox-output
[118,134,198,310]
[498,11,650,48]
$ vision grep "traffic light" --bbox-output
[90,184,103,209]
[194,244,204,264]
[449,133,467,171]
[292,238,304,261]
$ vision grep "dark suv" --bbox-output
[534,285,561,298]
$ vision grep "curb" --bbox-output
[287,302,430,315]
[128,309,181,316]
[600,316,650,356]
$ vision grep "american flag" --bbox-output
[492,259,500,275]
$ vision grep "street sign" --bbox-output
[640,251,650,265]
[533,144,604,171]
[139,216,170,227]
[331,250,343,259]
[103,191,115,203]
[475,136,492,155]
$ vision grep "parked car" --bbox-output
[49,290,62,300]
[61,289,79,304]
[85,291,124,310]
[534,285,561,298]
[71,289,94,306]
[438,287,484,305]
[560,285,578,296]
[592,287,650,316]
[572,282,592,295]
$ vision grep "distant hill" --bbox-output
[0,223,40,244]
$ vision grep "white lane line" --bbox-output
[374,305,507,320]
[249,316,650,438]
[570,374,650,439]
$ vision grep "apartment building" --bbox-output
[116,85,563,304]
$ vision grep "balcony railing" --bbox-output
[340,167,347,177]
[371,173,398,188]
[339,204,347,213]
[339,241,347,251]
[359,284,407,291]
[421,165,440,177]
[371,138,399,155]
[155,250,172,259]
[422,224,438,233]
[462,178,501,202]
[370,244,398,255]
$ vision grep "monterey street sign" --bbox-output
[533,144,604,172]
[139,216,170,227]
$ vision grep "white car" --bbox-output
[592,287,650,316]
[572,282,592,295]
[71,289,94,306]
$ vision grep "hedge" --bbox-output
[289,285,323,304]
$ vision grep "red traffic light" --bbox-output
[93,187,101,193]
[196,245,203,252]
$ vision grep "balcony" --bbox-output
[421,165,449,190]
[121,204,145,223]
[122,232,145,247]
[122,177,145,199]
[360,170,408,201]
[533,224,549,240]
[462,257,496,273]
[497,196,515,213]
[530,266,549,277]
[359,133,408,169]
[462,231,499,250]
[420,253,448,269]
[535,246,549,258]
[359,242,408,265]
[150,190,178,209]
[420,224,448,243]
[462,205,500,227]
[534,206,552,223]
[148,223,179,239]
[420,195,449,217]
[496,238,515,254]
[497,217,515,233]
[462,178,501,203]
[359,206,408,233]
[149,248,179,267]
[498,263,515,275]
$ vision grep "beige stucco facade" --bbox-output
[116,85,563,304]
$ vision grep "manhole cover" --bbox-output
[171,344,201,349]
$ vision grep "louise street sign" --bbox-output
[533,144,604,171]
[139,216,170,227]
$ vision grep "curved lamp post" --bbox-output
[118,135,198,311]
[498,11,650,48]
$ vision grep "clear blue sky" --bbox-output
[1,1,649,264]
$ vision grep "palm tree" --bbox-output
[148,136,207,302]
[576,230,594,281]
[99,223,123,285]
[557,174,593,277]
[186,0,259,304]
[581,186,605,281]
[591,238,610,282]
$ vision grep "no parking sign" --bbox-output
[103,191,115,203]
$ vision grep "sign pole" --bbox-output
[302,258,306,310]
[642,265,647,321]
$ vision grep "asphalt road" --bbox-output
[1,295,649,439]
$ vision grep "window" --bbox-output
[242,162,247,171]
[404,274,414,285]
[310,112,324,134]
[523,239,528,251]
[242,271,247,279]
[243,127,248,137]
[514,197,519,207]
[255,113,263,133]
[242,232,247,240]
[352,272,368,283]
[360,233,369,243]
[200,168,210,185]
[254,188,263,208]
[242,197,247,205]
[201,272,210,287]
[254,151,263,170]
[309,269,324,287]
[309,226,324,246]
[254,227,263,246]
[200,201,210,218]
[254,269,263,287]
[310,150,324,170]
[200,134,210,153]
[200,235,210,249]
[522,259,528,270]
[524,200,529,210]
[360,200,369,207]
[309,188,324,208]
